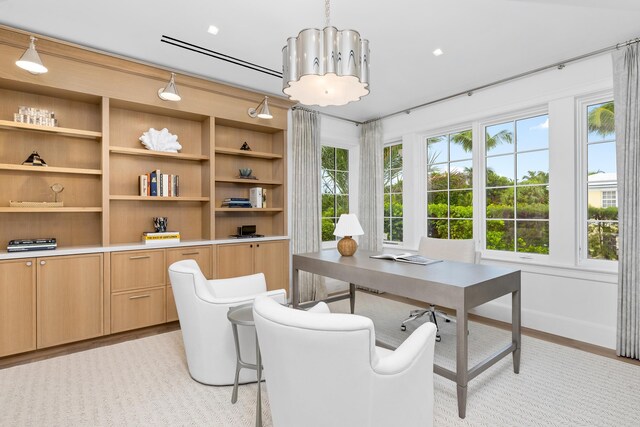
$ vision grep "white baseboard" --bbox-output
[471,301,616,350]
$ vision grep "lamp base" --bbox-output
[337,236,357,256]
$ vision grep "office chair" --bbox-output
[400,237,477,341]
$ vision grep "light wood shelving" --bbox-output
[215,146,282,159]
[110,195,209,202]
[110,146,209,161]
[0,119,102,139]
[215,177,283,185]
[0,163,102,175]
[0,207,102,213]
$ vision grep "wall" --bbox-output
[381,54,618,349]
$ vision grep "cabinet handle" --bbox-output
[129,294,151,300]
[26,261,32,267]
[181,252,200,255]
[256,244,260,248]
[250,244,253,248]
[129,255,150,260]
[40,260,46,266]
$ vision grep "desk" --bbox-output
[292,250,521,419]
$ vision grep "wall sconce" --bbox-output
[16,36,48,75]
[247,96,272,119]
[158,73,181,101]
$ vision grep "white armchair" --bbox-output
[168,259,287,386]
[253,296,437,427]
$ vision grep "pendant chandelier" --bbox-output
[282,0,370,107]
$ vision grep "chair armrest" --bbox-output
[372,322,437,375]
[211,288,287,306]
[307,301,330,314]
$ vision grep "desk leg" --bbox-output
[456,309,469,419]
[292,268,299,309]
[349,283,356,314]
[512,288,521,374]
[255,336,262,427]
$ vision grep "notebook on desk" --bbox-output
[370,253,441,265]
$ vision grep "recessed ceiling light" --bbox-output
[433,48,443,57]
[208,25,219,35]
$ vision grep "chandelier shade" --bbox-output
[282,26,369,107]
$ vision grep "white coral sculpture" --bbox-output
[139,128,182,153]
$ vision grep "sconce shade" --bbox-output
[248,96,273,119]
[158,73,181,101]
[16,36,48,75]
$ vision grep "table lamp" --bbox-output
[333,214,364,256]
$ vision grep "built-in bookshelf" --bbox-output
[214,121,287,239]
[0,81,103,248]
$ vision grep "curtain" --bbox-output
[358,120,384,252]
[291,108,326,303]
[613,44,640,360]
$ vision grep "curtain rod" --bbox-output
[291,105,361,125]
[356,35,640,125]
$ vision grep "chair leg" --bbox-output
[400,309,429,331]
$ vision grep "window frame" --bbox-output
[320,141,359,249]
[478,106,551,262]
[576,92,618,269]
[424,126,474,240]
[383,141,404,246]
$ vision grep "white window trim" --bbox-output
[321,140,359,249]
[576,91,618,271]
[383,139,404,247]
[478,105,551,263]
[422,124,475,241]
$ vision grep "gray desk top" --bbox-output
[293,249,521,310]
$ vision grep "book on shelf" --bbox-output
[149,171,158,196]
[142,231,180,245]
[369,253,441,266]
[8,237,57,252]
[139,174,148,196]
[221,197,252,208]
[140,171,180,197]
[249,187,263,208]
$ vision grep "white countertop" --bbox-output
[0,236,290,260]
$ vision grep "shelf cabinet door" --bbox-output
[166,245,213,322]
[0,259,36,357]
[255,241,289,292]
[111,287,166,333]
[217,243,254,279]
[37,254,103,349]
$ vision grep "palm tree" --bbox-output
[588,102,614,137]
[447,128,514,154]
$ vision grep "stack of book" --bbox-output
[221,198,252,208]
[8,238,57,252]
[139,170,180,197]
[142,231,181,245]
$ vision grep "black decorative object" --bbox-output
[240,141,251,151]
[153,217,168,232]
[22,150,47,166]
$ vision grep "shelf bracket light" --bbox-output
[16,36,48,75]
[247,96,273,119]
[158,73,181,101]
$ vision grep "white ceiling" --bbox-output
[1,0,639,122]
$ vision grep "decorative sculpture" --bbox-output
[139,128,182,152]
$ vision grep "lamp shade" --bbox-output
[333,214,364,237]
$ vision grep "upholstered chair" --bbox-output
[253,296,437,427]
[168,259,286,385]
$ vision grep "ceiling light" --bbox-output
[16,36,48,75]
[207,25,219,35]
[282,0,370,107]
[247,96,272,119]
[158,73,181,101]
[433,48,443,57]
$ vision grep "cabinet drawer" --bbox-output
[111,250,165,292]
[166,246,212,281]
[111,287,165,333]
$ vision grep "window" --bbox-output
[426,129,473,239]
[601,191,617,208]
[383,144,403,243]
[585,101,618,260]
[321,146,349,242]
[484,114,549,254]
